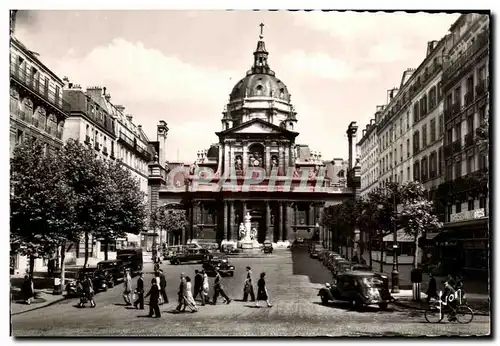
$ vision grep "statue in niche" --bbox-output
[251,151,262,167]
[271,155,279,170]
[293,167,300,178]
[189,161,198,175]
[235,155,243,174]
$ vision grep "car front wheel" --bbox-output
[321,295,328,305]
[378,303,388,310]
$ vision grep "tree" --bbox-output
[95,161,147,260]
[10,140,80,278]
[400,181,442,268]
[58,139,110,267]
[151,206,189,248]
[321,200,360,257]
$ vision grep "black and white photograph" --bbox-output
[8,7,491,337]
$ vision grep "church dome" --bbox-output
[228,28,291,104]
[229,74,290,102]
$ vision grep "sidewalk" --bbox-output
[10,289,66,316]
[393,289,490,316]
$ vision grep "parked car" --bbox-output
[310,244,325,258]
[97,259,130,284]
[325,253,344,269]
[76,267,113,292]
[202,256,235,276]
[164,245,184,261]
[170,248,213,265]
[262,240,273,254]
[317,271,394,310]
[350,264,372,272]
[332,260,351,277]
[116,248,143,275]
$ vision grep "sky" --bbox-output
[14,10,461,163]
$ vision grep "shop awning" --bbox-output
[426,232,440,240]
[382,228,415,242]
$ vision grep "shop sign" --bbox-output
[450,208,485,222]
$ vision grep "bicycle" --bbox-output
[424,289,474,324]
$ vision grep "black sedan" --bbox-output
[202,258,235,277]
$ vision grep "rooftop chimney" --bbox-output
[105,94,111,101]
[126,114,133,122]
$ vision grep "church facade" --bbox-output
[148,30,360,247]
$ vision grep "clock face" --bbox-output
[253,159,260,166]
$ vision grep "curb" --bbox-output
[394,300,490,316]
[11,294,67,316]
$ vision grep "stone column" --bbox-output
[319,204,325,247]
[278,141,285,175]
[229,201,236,241]
[284,142,290,170]
[224,141,230,175]
[308,203,314,226]
[265,201,272,241]
[265,141,271,175]
[278,201,284,242]
[242,141,248,175]
[223,201,228,240]
[242,201,247,219]
[216,142,223,175]
[286,202,293,241]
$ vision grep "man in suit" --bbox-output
[175,273,186,312]
[243,266,256,302]
[145,278,161,318]
[213,268,231,305]
[133,272,144,309]
[159,269,169,304]
[193,269,204,305]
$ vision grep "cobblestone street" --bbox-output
[11,248,490,337]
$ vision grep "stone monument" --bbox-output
[238,212,259,249]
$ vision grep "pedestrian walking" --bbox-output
[123,269,132,305]
[243,266,256,302]
[212,268,231,305]
[426,273,438,303]
[21,275,34,305]
[145,278,161,318]
[183,276,198,313]
[175,273,187,312]
[159,269,169,304]
[193,269,204,304]
[81,275,96,308]
[154,271,163,304]
[201,270,210,305]
[133,272,145,309]
[255,272,272,308]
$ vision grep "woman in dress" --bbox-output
[183,276,198,313]
[255,272,272,308]
[201,270,210,305]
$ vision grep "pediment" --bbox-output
[233,122,281,134]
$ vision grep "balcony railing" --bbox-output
[453,139,462,154]
[451,102,461,115]
[10,62,71,113]
[118,132,152,161]
[443,30,489,81]
[464,92,474,106]
[465,132,474,147]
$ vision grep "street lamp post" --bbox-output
[391,185,400,293]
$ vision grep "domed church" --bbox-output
[147,25,360,248]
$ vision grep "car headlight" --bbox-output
[229,266,234,269]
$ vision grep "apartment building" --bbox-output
[436,14,489,278]
[9,26,70,275]
[63,83,153,264]
[357,114,379,198]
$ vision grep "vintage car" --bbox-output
[309,244,325,258]
[350,264,372,272]
[221,243,237,254]
[164,245,184,260]
[318,250,333,262]
[116,248,143,275]
[332,260,352,277]
[325,253,344,269]
[318,271,394,310]
[76,267,114,292]
[202,257,235,276]
[170,248,213,265]
[96,260,130,284]
[262,240,273,254]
